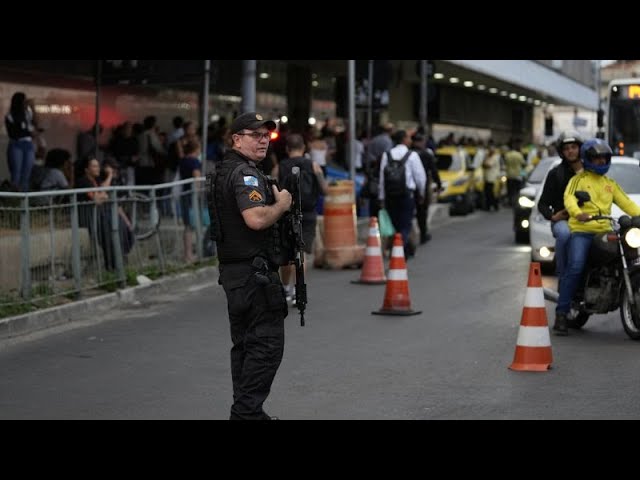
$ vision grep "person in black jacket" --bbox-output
[274,133,328,304]
[537,131,584,285]
[411,133,442,244]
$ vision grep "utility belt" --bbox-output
[219,256,281,290]
[220,256,280,273]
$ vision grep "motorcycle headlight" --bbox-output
[518,196,535,209]
[625,228,640,248]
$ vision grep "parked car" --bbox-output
[513,157,558,244]
[530,156,640,271]
[436,146,476,215]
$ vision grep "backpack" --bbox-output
[281,157,319,213]
[383,150,411,197]
[298,162,319,212]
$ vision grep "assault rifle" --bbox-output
[287,167,307,326]
[267,167,307,327]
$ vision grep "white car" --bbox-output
[513,157,559,243]
[530,156,640,270]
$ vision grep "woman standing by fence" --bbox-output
[4,92,36,192]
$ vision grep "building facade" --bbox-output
[0,60,599,183]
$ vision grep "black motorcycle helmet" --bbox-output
[556,130,584,162]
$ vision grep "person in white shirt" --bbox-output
[309,129,329,171]
[378,130,427,258]
[482,145,501,211]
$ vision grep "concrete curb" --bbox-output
[0,266,219,342]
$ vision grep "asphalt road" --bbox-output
[2,209,640,419]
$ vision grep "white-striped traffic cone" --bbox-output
[509,262,553,372]
[352,217,387,285]
[372,233,422,316]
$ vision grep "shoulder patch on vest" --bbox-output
[249,190,263,202]
[244,175,259,187]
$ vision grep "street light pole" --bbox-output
[367,60,374,139]
[348,60,357,181]
[596,59,602,108]
[241,60,257,114]
[419,60,428,131]
[201,60,211,166]
[94,60,102,159]
[596,60,604,138]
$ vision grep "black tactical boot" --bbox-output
[553,312,568,336]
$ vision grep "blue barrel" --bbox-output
[322,167,368,217]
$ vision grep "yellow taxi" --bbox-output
[436,146,476,215]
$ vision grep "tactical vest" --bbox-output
[212,152,290,266]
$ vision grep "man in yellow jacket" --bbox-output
[554,138,640,335]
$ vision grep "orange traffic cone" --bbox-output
[509,262,553,372]
[372,233,422,316]
[352,217,387,285]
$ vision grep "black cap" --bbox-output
[230,112,277,135]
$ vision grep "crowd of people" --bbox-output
[2,90,236,266]
[3,89,557,272]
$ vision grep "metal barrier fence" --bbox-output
[0,177,213,316]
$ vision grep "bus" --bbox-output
[605,78,640,159]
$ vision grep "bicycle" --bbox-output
[119,191,160,241]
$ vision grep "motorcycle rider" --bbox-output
[537,131,584,289]
[553,138,640,335]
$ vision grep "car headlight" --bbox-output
[440,181,449,191]
[625,228,640,248]
[518,196,535,208]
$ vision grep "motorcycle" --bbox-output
[545,191,640,340]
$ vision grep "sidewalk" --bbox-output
[0,267,218,344]
[1,205,452,343]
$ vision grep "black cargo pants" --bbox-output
[219,260,288,420]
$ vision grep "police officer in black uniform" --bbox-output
[210,112,292,420]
